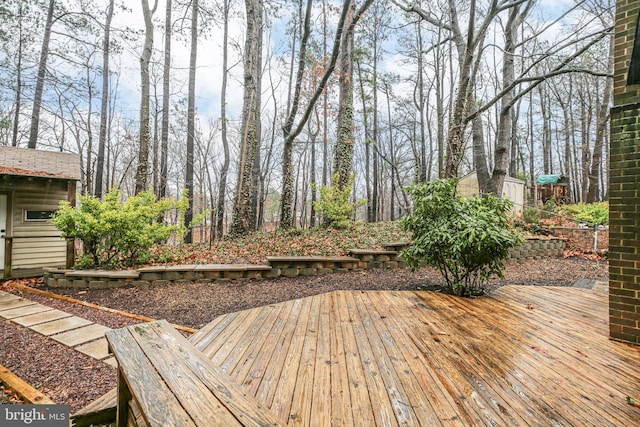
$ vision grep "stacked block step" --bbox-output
[347,249,406,269]
[266,256,361,277]
[42,237,565,289]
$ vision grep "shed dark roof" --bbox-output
[0,146,81,180]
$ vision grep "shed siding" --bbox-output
[0,179,69,269]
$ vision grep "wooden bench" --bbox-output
[105,320,285,427]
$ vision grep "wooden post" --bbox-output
[4,236,12,279]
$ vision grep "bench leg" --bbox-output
[116,370,132,427]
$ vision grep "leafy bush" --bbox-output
[559,202,609,226]
[522,207,541,224]
[313,174,366,229]
[401,179,523,297]
[540,196,558,219]
[52,189,188,268]
[512,219,550,236]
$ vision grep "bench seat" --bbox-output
[106,320,285,427]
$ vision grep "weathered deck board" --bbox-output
[190,286,640,426]
[107,320,286,427]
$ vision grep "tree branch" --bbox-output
[391,0,453,32]
[465,26,612,122]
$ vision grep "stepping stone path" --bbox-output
[572,278,609,292]
[0,290,116,367]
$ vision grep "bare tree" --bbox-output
[134,0,158,194]
[279,0,354,229]
[95,0,114,198]
[159,0,172,199]
[230,0,263,236]
[27,0,55,149]
[184,0,199,243]
[333,0,374,190]
[216,0,231,238]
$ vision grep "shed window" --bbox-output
[24,210,55,221]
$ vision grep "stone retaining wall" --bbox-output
[507,237,566,261]
[549,226,608,253]
[43,237,566,289]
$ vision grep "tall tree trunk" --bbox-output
[152,87,159,195]
[159,0,172,199]
[580,98,591,202]
[85,68,94,195]
[539,86,551,175]
[280,0,311,229]
[587,34,613,203]
[417,22,427,183]
[95,0,114,198]
[231,0,263,236]
[279,0,354,229]
[435,28,446,178]
[330,0,373,192]
[444,0,476,178]
[356,57,372,221]
[372,20,379,221]
[491,5,519,197]
[11,1,24,147]
[184,0,198,243]
[135,0,158,194]
[310,121,317,227]
[216,0,230,239]
[472,116,491,194]
[322,0,329,188]
[333,6,357,190]
[27,0,55,149]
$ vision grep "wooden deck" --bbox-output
[190,286,640,426]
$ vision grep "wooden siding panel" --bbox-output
[12,188,67,238]
[12,237,67,268]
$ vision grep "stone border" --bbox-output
[43,237,566,289]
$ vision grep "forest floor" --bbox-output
[0,255,608,411]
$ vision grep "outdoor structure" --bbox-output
[96,286,640,426]
[457,171,525,214]
[610,0,640,344]
[0,147,80,279]
[535,174,569,205]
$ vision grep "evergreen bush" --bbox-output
[313,174,366,228]
[559,202,609,226]
[52,189,188,268]
[401,179,523,297]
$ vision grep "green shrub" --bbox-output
[540,196,558,219]
[522,207,541,224]
[513,219,550,236]
[313,174,366,229]
[559,202,609,226]
[51,189,188,268]
[401,179,523,297]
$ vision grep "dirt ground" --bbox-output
[0,256,608,411]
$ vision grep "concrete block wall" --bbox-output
[507,238,566,261]
[549,227,609,253]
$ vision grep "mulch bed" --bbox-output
[1,384,21,404]
[0,256,608,411]
[37,257,608,329]
[0,320,116,411]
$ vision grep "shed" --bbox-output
[535,174,569,205]
[0,147,80,278]
[457,171,525,214]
